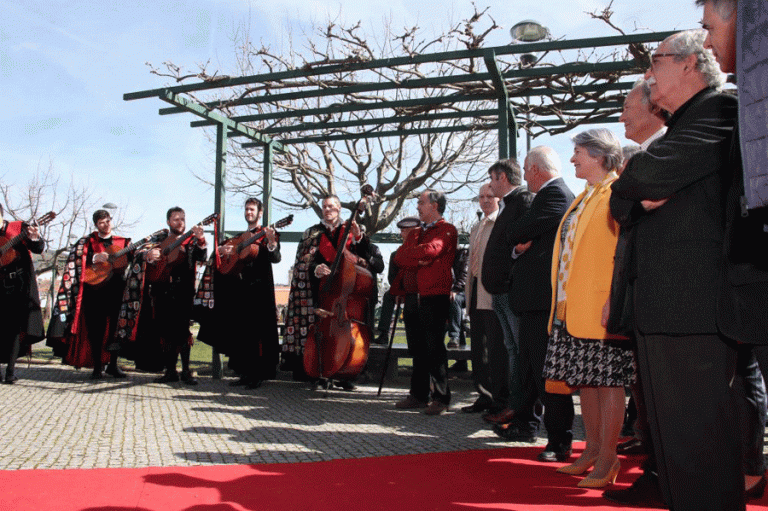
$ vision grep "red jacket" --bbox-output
[392,218,457,296]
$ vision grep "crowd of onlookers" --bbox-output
[383,2,766,509]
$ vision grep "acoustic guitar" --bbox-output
[0,211,56,268]
[145,213,218,282]
[82,229,167,286]
[218,214,293,275]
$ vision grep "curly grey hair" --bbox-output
[665,29,725,89]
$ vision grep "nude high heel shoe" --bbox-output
[556,456,598,475]
[577,459,620,488]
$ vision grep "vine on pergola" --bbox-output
[147,4,652,233]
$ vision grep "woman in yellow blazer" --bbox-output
[543,128,634,488]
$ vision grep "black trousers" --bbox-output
[636,332,744,511]
[515,309,574,449]
[468,282,508,409]
[403,294,450,404]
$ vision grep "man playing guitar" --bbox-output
[197,198,281,389]
[0,203,45,384]
[141,207,207,385]
[48,209,131,379]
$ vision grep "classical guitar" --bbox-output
[218,214,293,275]
[82,229,167,286]
[0,211,56,267]
[145,213,218,282]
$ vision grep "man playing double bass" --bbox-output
[281,194,380,383]
[0,203,45,384]
[48,209,130,379]
[197,198,281,389]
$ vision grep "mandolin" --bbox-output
[145,213,218,282]
[217,214,293,275]
[0,211,56,267]
[82,229,167,286]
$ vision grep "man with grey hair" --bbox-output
[610,78,669,458]
[608,29,742,509]
[493,146,576,465]
[393,189,457,415]
[698,0,768,502]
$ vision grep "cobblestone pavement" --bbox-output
[0,361,590,470]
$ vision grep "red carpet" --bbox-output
[2,446,766,511]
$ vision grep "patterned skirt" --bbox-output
[543,325,636,388]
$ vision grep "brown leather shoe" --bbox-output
[395,394,428,409]
[424,401,448,415]
[483,407,515,425]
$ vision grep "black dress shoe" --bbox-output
[492,423,536,443]
[333,380,356,391]
[603,471,665,508]
[90,370,104,380]
[106,366,127,378]
[246,379,264,389]
[617,437,647,455]
[180,371,198,386]
[461,400,492,413]
[3,375,18,384]
[154,372,180,383]
[229,377,249,387]
[537,446,572,462]
[483,408,515,425]
[746,473,767,502]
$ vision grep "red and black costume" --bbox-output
[0,220,44,383]
[392,218,457,405]
[117,233,207,381]
[47,232,130,375]
[197,230,280,386]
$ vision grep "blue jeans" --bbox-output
[492,293,523,410]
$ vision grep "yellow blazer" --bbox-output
[548,175,626,340]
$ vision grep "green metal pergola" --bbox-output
[124,30,673,241]
[124,30,673,376]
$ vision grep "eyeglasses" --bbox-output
[650,52,682,69]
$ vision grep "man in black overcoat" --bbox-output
[609,29,743,510]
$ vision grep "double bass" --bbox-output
[303,186,375,382]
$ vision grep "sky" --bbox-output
[1,0,703,284]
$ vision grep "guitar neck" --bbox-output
[111,238,145,260]
[0,232,26,256]
[163,230,195,255]
[237,229,267,252]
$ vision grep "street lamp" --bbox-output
[510,20,550,152]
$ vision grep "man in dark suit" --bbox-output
[608,29,743,510]
[480,159,534,422]
[698,0,768,502]
[493,146,576,464]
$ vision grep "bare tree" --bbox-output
[147,5,652,233]
[1,160,136,318]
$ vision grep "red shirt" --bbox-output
[393,218,457,296]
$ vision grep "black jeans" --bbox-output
[403,294,450,405]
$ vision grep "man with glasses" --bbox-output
[607,29,742,509]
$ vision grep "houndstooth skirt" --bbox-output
[543,325,636,387]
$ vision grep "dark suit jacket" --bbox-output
[611,88,738,335]
[481,186,534,295]
[718,123,768,345]
[507,177,575,313]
